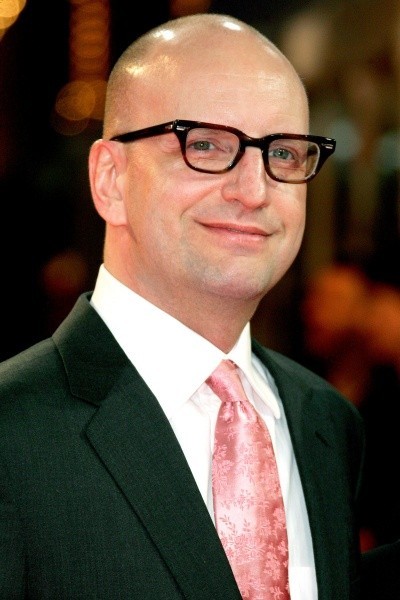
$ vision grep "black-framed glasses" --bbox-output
[110,119,336,183]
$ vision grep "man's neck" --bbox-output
[150,295,257,353]
[102,260,260,353]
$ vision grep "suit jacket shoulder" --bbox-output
[0,293,242,600]
[252,338,364,422]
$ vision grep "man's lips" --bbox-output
[202,222,269,236]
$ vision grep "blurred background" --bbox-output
[1,0,399,550]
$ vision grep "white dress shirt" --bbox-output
[90,264,317,599]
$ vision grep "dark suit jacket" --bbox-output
[0,293,364,599]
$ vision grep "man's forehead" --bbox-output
[130,51,296,92]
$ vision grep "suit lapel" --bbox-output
[53,294,241,600]
[253,340,355,599]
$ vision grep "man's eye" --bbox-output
[270,147,293,161]
[191,140,214,151]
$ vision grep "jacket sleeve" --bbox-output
[0,460,25,598]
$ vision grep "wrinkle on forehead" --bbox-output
[154,62,307,127]
[137,47,303,95]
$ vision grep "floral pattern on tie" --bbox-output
[207,360,290,600]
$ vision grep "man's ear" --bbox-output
[88,139,128,225]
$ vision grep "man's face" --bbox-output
[110,35,308,313]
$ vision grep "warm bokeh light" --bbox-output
[0,0,25,18]
[51,0,214,134]
[280,10,331,87]
[53,0,109,135]
[55,80,97,122]
[52,78,107,135]
[0,0,26,39]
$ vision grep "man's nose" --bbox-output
[220,147,277,208]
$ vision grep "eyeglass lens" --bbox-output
[185,127,320,181]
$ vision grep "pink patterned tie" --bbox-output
[207,360,290,600]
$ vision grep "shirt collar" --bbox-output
[90,265,280,419]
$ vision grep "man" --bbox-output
[0,13,364,599]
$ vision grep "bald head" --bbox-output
[103,13,308,139]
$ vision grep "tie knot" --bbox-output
[206,359,248,405]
